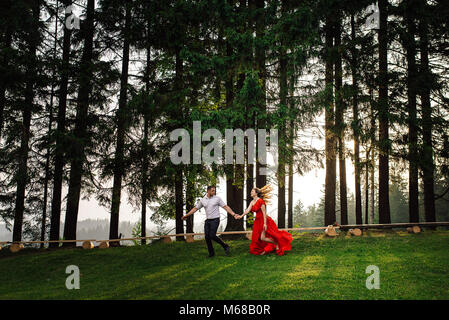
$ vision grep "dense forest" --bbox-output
[1,0,448,245]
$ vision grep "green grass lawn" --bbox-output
[1,229,449,300]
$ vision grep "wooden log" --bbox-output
[10,243,23,253]
[185,235,194,243]
[99,241,109,249]
[82,240,94,249]
[349,228,362,236]
[162,236,172,243]
[406,226,421,233]
[325,225,337,237]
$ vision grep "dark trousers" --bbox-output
[204,218,228,255]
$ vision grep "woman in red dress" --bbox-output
[236,185,293,256]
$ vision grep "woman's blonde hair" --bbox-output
[253,184,273,205]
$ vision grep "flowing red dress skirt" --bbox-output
[249,199,293,256]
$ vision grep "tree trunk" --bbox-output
[174,46,185,242]
[419,1,436,223]
[110,1,132,243]
[13,0,40,242]
[141,14,152,245]
[351,14,363,225]
[41,28,58,247]
[50,0,73,247]
[287,65,295,229]
[324,15,336,226]
[377,0,391,224]
[255,0,267,187]
[277,2,287,228]
[63,0,95,246]
[334,15,348,225]
[185,177,195,234]
[405,0,419,223]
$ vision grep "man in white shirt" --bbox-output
[182,186,237,257]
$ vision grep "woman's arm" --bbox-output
[241,200,255,216]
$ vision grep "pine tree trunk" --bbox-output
[41,2,60,247]
[277,3,287,228]
[174,46,185,242]
[405,1,419,223]
[63,0,95,246]
[13,0,40,242]
[141,15,152,245]
[351,15,363,225]
[377,0,391,224]
[255,0,267,187]
[185,177,195,234]
[419,1,436,223]
[324,15,336,226]
[287,67,295,229]
[50,0,73,247]
[110,1,132,244]
[334,16,348,225]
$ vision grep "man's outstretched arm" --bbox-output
[182,207,198,220]
[223,205,237,217]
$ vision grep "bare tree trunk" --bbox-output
[50,0,73,248]
[324,15,336,226]
[405,0,419,223]
[287,65,295,229]
[174,46,185,242]
[110,1,132,244]
[255,0,267,187]
[13,0,40,242]
[351,14,363,225]
[370,148,375,224]
[63,0,95,246]
[277,1,288,228]
[41,0,62,247]
[419,1,436,223]
[365,149,370,223]
[334,15,348,225]
[377,0,391,224]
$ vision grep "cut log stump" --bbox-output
[325,225,337,237]
[246,232,252,240]
[349,228,362,236]
[99,241,109,249]
[82,241,94,249]
[186,235,194,243]
[162,236,172,243]
[408,226,421,234]
[10,243,24,253]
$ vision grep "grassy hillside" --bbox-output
[1,230,449,300]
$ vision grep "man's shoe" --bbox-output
[207,254,215,258]
[224,246,230,256]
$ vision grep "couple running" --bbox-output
[181,185,293,258]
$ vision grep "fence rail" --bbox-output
[1,221,448,246]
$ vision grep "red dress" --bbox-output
[249,198,293,256]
